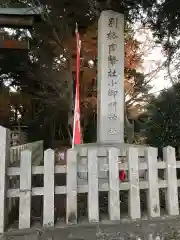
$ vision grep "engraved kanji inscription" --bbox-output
[108,128,117,135]
[108,79,118,87]
[108,114,118,121]
[108,43,117,54]
[108,101,117,110]
[108,17,118,28]
[108,55,118,66]
[107,31,118,40]
[108,101,117,120]
[108,89,118,98]
[108,69,117,77]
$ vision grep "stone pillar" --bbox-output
[97,10,124,144]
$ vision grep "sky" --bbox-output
[134,24,171,95]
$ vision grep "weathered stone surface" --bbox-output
[97,10,124,144]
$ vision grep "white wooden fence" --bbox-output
[0,126,180,233]
[10,140,43,166]
[0,126,44,229]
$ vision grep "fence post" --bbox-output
[88,149,99,223]
[146,147,160,218]
[88,148,99,223]
[43,149,55,227]
[19,150,32,229]
[0,126,10,233]
[127,147,141,219]
[163,146,179,216]
[66,149,78,224]
[108,148,120,221]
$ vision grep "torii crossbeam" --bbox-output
[0,7,43,28]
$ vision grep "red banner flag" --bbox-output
[72,24,81,147]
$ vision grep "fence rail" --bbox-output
[0,126,180,233]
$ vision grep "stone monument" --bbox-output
[97,10,124,144]
[76,10,145,185]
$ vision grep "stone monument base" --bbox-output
[74,142,148,148]
[74,142,149,156]
[73,142,149,185]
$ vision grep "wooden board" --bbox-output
[0,7,42,16]
[0,16,34,27]
[0,7,42,27]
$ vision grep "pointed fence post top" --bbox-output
[163,145,175,152]
[145,146,158,158]
[0,125,7,131]
[44,148,54,154]
[0,126,11,145]
[127,146,137,151]
[163,146,176,163]
[67,148,78,155]
[146,146,158,151]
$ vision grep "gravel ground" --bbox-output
[1,216,180,240]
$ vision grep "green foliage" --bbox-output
[145,83,180,148]
[1,0,180,146]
